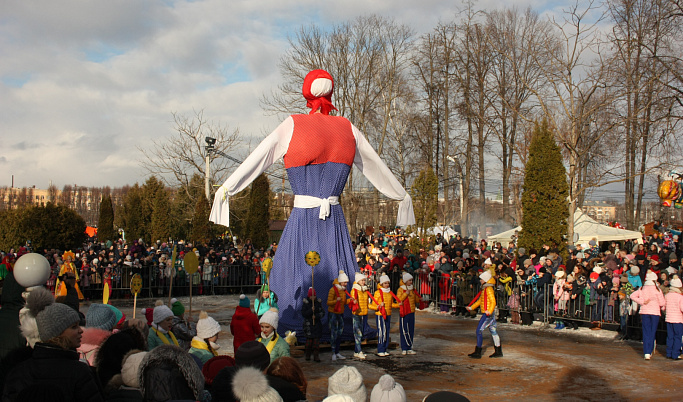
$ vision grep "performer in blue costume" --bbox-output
[210,69,415,337]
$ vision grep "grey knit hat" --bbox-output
[86,303,117,330]
[36,302,81,342]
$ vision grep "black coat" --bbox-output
[0,273,26,360]
[301,297,324,339]
[2,342,103,402]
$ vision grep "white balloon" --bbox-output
[13,253,51,287]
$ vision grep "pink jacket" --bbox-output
[553,279,570,301]
[664,291,683,324]
[630,285,665,316]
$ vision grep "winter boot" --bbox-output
[313,339,321,362]
[468,346,482,359]
[305,339,312,361]
[489,345,503,358]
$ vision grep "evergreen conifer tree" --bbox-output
[246,174,270,249]
[98,195,116,242]
[410,167,438,236]
[151,188,172,243]
[190,195,211,244]
[518,120,569,253]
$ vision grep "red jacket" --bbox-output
[230,306,261,352]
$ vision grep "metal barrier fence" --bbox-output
[359,271,667,339]
[72,263,262,300]
[81,265,667,340]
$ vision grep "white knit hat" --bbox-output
[196,311,221,339]
[479,270,492,283]
[630,265,640,275]
[402,272,413,283]
[338,270,349,283]
[259,308,279,330]
[355,272,366,283]
[121,351,147,388]
[484,258,492,266]
[379,274,390,284]
[370,374,406,402]
[328,366,367,402]
[152,305,174,324]
[670,277,682,288]
[232,366,283,402]
[645,271,658,285]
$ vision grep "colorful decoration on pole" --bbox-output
[304,251,320,324]
[130,273,142,318]
[658,173,683,208]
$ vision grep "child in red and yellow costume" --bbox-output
[55,251,84,300]
[466,261,502,358]
[369,274,399,356]
[397,272,421,355]
[327,270,350,361]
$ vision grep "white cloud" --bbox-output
[1,0,578,189]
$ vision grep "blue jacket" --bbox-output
[627,272,642,289]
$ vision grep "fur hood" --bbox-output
[138,345,204,401]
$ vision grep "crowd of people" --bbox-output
[0,272,466,401]
[1,223,682,401]
[351,227,683,360]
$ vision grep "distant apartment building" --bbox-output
[581,200,617,223]
[0,185,114,227]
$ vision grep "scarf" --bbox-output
[381,287,390,293]
[190,337,219,356]
[258,332,279,353]
[151,327,179,347]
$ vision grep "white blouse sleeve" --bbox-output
[351,123,416,227]
[209,117,294,226]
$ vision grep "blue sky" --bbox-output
[0,0,584,189]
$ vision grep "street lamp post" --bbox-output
[205,137,217,202]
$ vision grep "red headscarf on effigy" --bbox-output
[302,69,338,115]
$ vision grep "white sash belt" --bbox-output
[293,195,339,220]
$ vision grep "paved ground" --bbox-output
[100,295,681,401]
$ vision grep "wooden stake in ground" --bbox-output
[130,274,142,319]
[183,251,199,320]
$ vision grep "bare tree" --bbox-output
[522,1,619,243]
[485,8,553,224]
[608,0,682,227]
[261,15,416,233]
[138,110,242,201]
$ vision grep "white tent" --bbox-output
[486,211,644,245]
[427,225,458,237]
